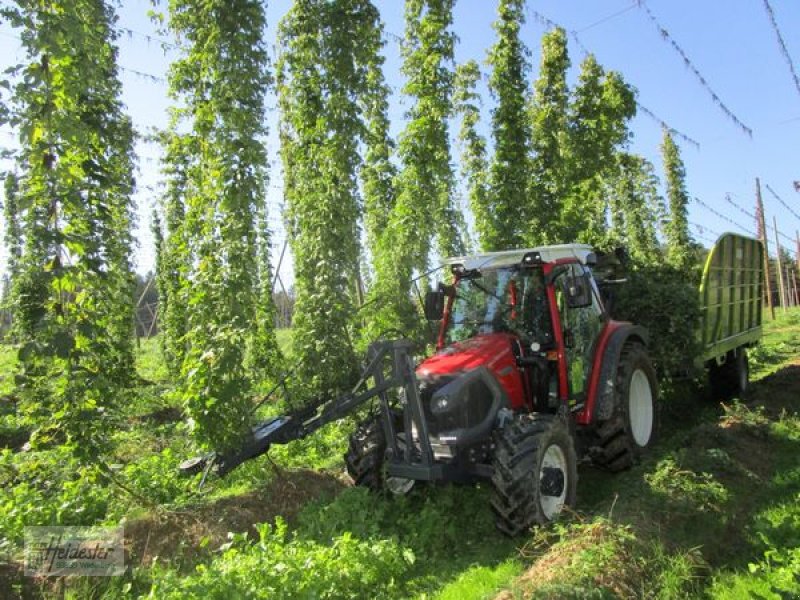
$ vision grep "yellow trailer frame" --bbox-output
[697,233,764,367]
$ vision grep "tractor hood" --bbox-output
[417,333,517,378]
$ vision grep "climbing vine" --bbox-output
[661,129,693,272]
[368,0,462,340]
[453,61,490,252]
[2,173,22,340]
[279,0,388,398]
[608,153,662,266]
[166,0,277,452]
[1,0,136,460]
[485,0,531,250]
[562,56,636,245]
[528,27,570,246]
[155,130,192,378]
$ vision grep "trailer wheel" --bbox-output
[345,416,387,490]
[709,349,748,400]
[491,414,577,536]
[593,342,659,472]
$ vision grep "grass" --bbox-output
[1,309,799,599]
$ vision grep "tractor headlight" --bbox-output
[431,395,450,413]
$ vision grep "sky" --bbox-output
[1,0,799,288]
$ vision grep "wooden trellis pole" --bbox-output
[756,179,775,319]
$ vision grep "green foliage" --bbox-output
[661,129,693,271]
[562,58,636,245]
[3,0,136,460]
[367,0,462,340]
[2,173,21,314]
[166,0,279,451]
[359,9,397,266]
[155,132,192,378]
[248,201,284,386]
[122,447,194,505]
[528,31,637,248]
[0,447,111,549]
[147,518,413,599]
[484,0,531,250]
[607,153,663,265]
[645,453,730,513]
[454,61,490,251]
[278,0,387,397]
[610,264,702,376]
[528,28,570,246]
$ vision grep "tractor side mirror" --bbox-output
[424,289,445,321]
[564,274,592,309]
[424,284,455,320]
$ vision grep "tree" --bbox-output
[278,0,387,398]
[485,0,531,250]
[528,28,570,246]
[2,0,136,459]
[661,129,693,271]
[166,0,278,452]
[453,61,490,251]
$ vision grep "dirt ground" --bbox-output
[124,468,348,568]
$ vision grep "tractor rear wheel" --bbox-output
[491,414,577,536]
[708,349,748,400]
[345,416,386,490]
[592,342,658,472]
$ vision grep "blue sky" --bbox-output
[1,0,799,286]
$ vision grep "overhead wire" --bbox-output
[575,2,637,34]
[528,7,701,150]
[637,1,752,138]
[764,183,800,222]
[761,0,800,100]
[693,196,755,236]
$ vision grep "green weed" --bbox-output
[146,518,414,599]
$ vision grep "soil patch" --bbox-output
[124,468,347,569]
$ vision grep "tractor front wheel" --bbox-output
[491,414,577,536]
[345,416,386,491]
[593,342,659,472]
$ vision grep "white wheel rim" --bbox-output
[629,369,654,447]
[539,444,568,520]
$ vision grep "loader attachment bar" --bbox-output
[180,339,426,478]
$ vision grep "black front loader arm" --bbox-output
[179,339,423,478]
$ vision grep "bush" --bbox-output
[0,447,112,550]
[608,264,702,378]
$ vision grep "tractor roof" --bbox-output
[444,244,595,271]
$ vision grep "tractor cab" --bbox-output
[419,245,607,416]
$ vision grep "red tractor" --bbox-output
[345,244,657,534]
[184,244,658,536]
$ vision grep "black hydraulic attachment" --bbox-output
[179,339,428,478]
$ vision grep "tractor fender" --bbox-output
[587,324,649,423]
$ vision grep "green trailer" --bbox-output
[697,232,764,396]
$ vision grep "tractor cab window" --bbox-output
[446,268,552,346]
[555,264,605,401]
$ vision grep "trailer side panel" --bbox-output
[699,233,764,364]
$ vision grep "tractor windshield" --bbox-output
[446,268,551,346]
